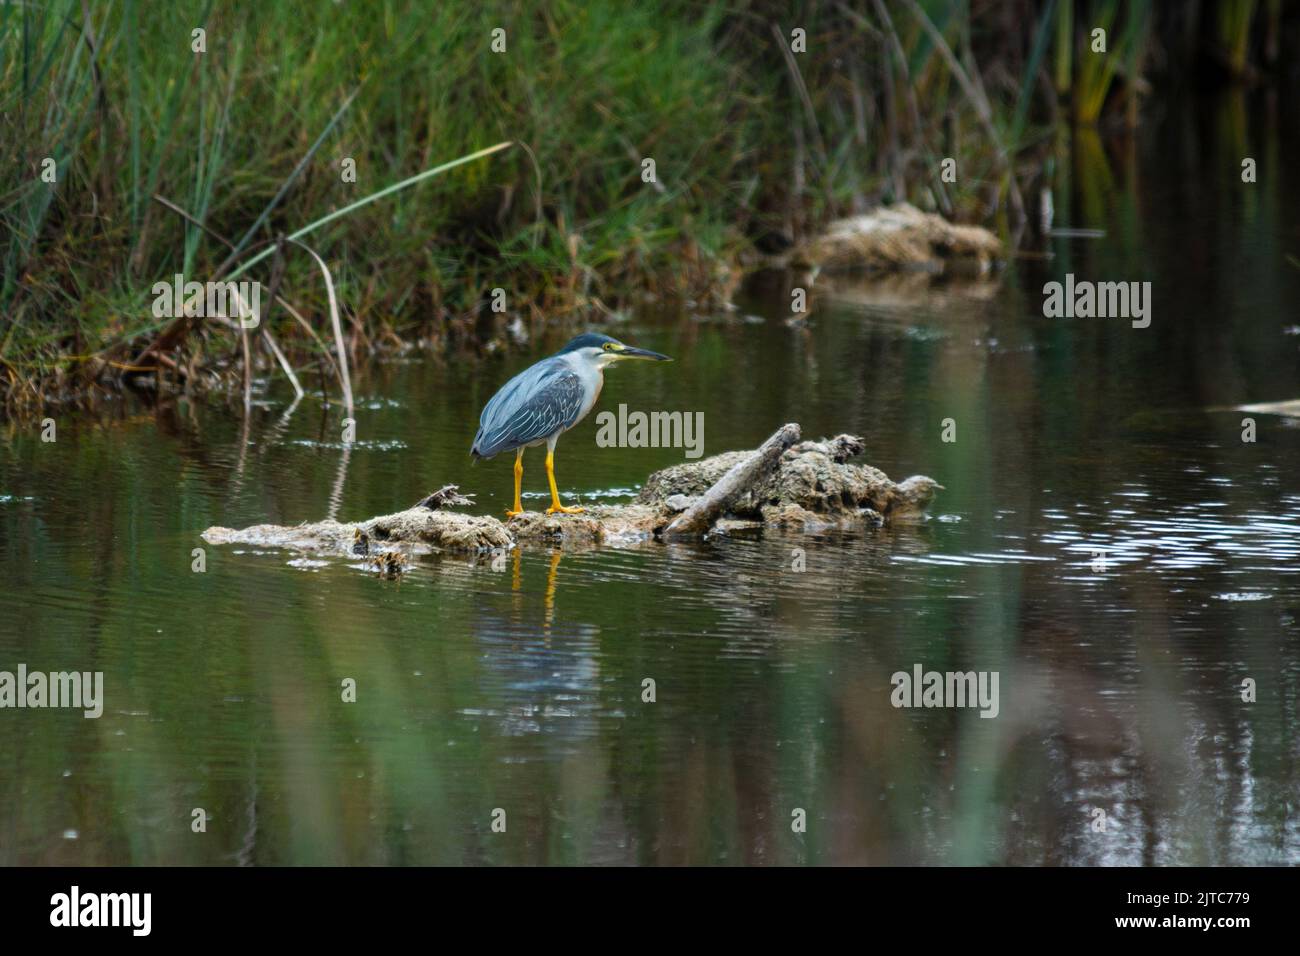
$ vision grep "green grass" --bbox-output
[0,0,1285,404]
[1219,0,1258,77]
[3,1,761,394]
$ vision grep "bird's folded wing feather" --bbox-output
[473,363,585,457]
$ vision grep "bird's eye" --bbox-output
[602,343,612,351]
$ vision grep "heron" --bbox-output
[471,332,672,517]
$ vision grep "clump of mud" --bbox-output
[790,203,1001,275]
[638,435,941,528]
[203,508,513,556]
[202,430,940,555]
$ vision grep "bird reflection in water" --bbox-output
[509,547,564,633]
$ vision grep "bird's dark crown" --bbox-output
[555,332,619,354]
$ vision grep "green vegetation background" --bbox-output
[0,1,1288,399]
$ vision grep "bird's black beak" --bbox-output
[618,345,672,361]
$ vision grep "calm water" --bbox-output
[2,92,1299,865]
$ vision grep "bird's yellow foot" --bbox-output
[546,504,585,515]
[505,508,524,519]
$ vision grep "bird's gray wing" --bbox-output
[472,362,585,458]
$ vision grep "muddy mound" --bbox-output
[792,203,1001,275]
[202,427,941,557]
[639,435,939,522]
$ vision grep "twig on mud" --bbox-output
[662,423,801,538]
[416,485,476,510]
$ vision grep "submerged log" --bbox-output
[201,424,942,557]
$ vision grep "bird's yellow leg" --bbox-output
[545,448,584,514]
[505,449,524,518]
